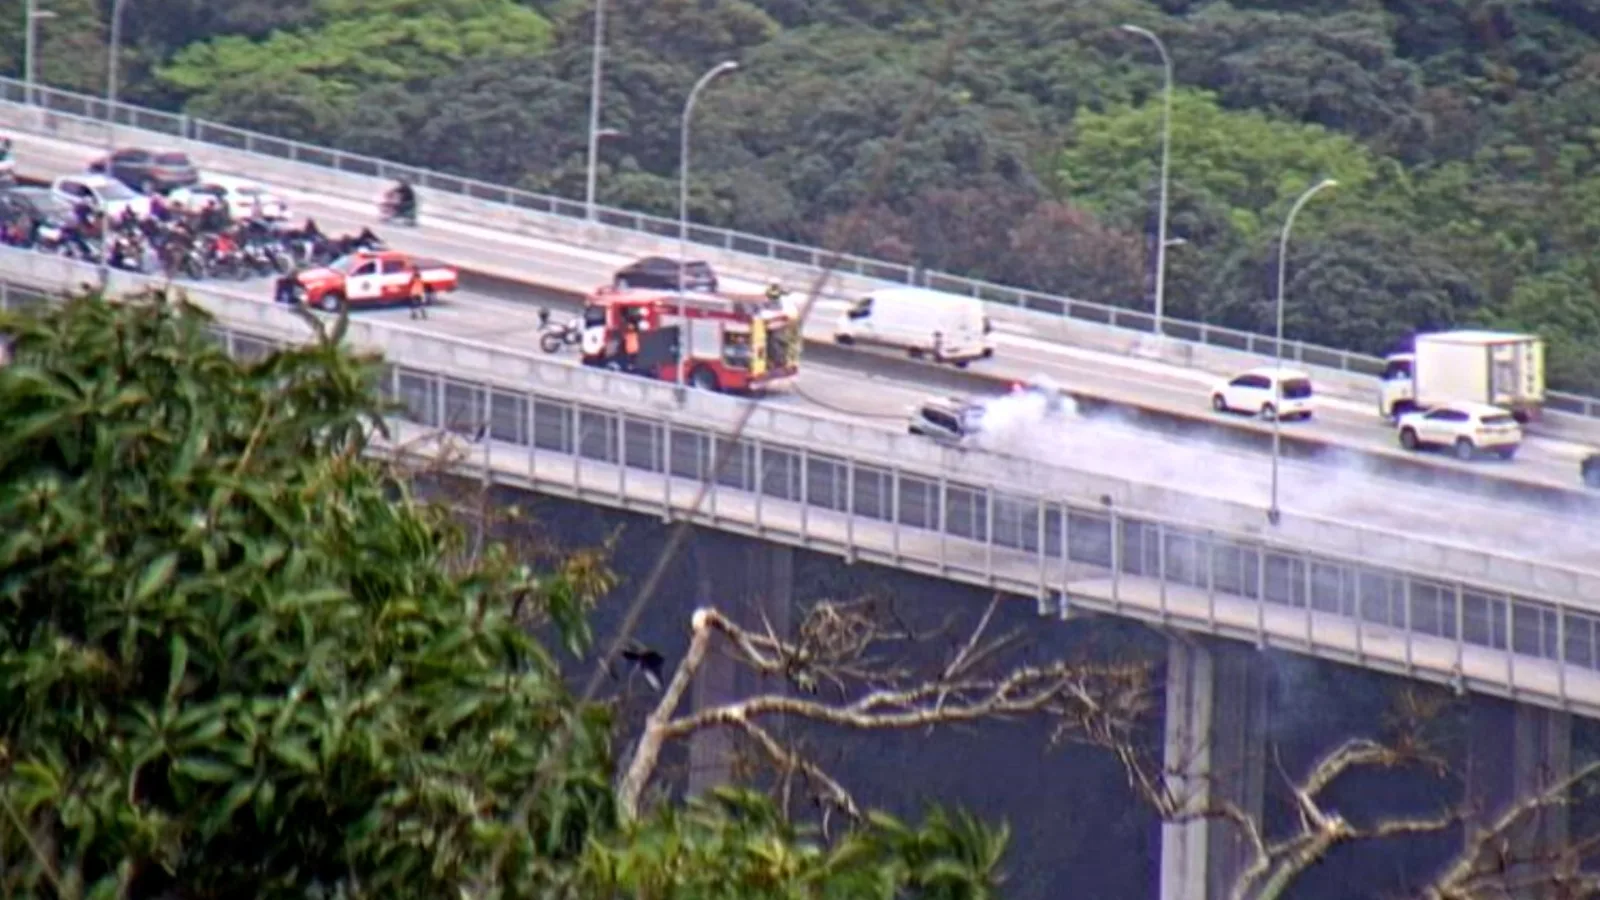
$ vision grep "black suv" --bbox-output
[1583,452,1600,488]
[613,256,718,292]
[88,147,200,194]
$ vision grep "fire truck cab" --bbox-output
[579,287,799,393]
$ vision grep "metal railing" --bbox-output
[1,278,1595,715]
[363,351,1600,718]
[5,75,1598,421]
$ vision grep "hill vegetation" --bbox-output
[6,0,1599,388]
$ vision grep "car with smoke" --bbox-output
[1582,452,1600,488]
[907,395,984,444]
[1210,366,1315,421]
[1396,401,1521,460]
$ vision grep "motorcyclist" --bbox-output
[199,197,230,233]
[388,179,416,221]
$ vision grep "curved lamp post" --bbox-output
[1267,178,1338,525]
[1120,24,1173,338]
[676,60,739,389]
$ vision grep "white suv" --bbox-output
[1396,402,1521,460]
[1210,366,1314,420]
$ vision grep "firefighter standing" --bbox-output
[409,278,428,320]
[622,318,641,363]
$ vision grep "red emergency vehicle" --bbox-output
[579,286,800,392]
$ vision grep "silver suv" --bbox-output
[907,396,984,443]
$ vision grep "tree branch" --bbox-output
[617,606,1148,824]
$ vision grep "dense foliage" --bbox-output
[4,0,1599,389]
[0,294,1006,897]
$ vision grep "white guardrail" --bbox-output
[2,265,1598,717]
[2,75,1599,427]
[3,245,1598,608]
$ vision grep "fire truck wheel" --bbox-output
[689,366,719,392]
[319,291,343,313]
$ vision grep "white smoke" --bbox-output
[960,376,1600,572]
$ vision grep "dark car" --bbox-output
[613,256,718,292]
[1583,452,1600,488]
[0,186,75,230]
[88,147,199,194]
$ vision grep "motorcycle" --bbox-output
[538,308,583,354]
[379,191,418,226]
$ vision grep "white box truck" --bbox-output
[1379,330,1545,421]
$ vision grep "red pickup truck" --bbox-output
[275,249,459,312]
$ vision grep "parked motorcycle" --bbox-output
[538,307,583,354]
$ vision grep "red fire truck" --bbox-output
[578,287,800,392]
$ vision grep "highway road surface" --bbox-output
[10,134,1600,577]
[344,287,1600,575]
[10,131,1597,501]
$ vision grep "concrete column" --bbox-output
[1464,699,1572,892]
[687,534,794,798]
[1161,637,1268,900]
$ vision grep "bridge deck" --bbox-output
[378,416,1600,718]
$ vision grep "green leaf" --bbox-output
[270,738,319,775]
[133,552,179,603]
[173,755,237,784]
[201,780,257,836]
[167,634,190,704]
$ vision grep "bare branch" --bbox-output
[615,609,717,823]
[726,714,862,821]
[1423,759,1600,900]
[617,605,1151,824]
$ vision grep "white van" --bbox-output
[833,287,993,366]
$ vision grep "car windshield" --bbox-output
[1279,378,1312,399]
[95,180,138,201]
[1481,414,1517,427]
[234,185,265,197]
[326,255,363,274]
[155,152,191,166]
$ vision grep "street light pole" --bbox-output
[24,0,58,108]
[676,59,739,390]
[1267,177,1337,525]
[1121,24,1173,339]
[583,0,607,221]
[98,0,129,291]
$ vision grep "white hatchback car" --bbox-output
[1210,367,1314,421]
[1397,402,1522,460]
[170,176,290,221]
[51,173,152,220]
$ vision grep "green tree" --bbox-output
[0,293,613,897]
[0,292,1012,898]
[1057,87,1377,245]
[157,0,552,115]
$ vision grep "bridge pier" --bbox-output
[1462,698,1572,893]
[1160,637,1267,900]
[687,534,794,798]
